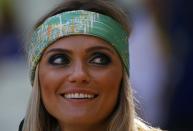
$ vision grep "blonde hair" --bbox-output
[22,66,136,131]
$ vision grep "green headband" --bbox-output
[29,10,129,84]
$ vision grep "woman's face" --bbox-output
[39,35,123,129]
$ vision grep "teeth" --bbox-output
[64,93,95,99]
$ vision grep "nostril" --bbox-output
[68,69,90,83]
[66,61,91,83]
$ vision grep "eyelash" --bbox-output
[48,52,111,66]
[48,54,70,66]
[89,52,111,66]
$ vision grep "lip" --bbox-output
[58,88,99,105]
[60,87,98,94]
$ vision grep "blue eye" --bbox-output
[89,52,111,65]
[48,54,70,65]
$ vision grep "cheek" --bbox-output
[92,68,122,113]
[92,68,122,91]
[39,67,66,93]
[39,70,55,108]
[38,67,65,112]
[39,69,56,93]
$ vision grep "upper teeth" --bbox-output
[64,93,95,99]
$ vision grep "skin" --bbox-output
[39,35,123,131]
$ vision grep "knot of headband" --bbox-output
[29,10,129,85]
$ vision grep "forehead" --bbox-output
[46,35,117,52]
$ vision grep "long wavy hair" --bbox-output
[22,0,136,131]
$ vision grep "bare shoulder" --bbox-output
[134,118,164,131]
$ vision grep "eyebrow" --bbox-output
[85,46,116,55]
[44,48,71,55]
[44,46,116,55]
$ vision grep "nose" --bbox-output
[68,61,90,84]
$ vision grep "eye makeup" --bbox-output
[48,54,70,66]
[45,49,113,67]
[89,52,112,66]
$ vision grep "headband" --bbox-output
[29,10,129,84]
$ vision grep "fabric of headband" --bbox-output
[29,10,129,85]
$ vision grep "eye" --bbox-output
[89,52,111,65]
[48,54,70,65]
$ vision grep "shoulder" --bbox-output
[18,119,24,131]
[134,118,163,131]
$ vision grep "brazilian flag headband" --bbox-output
[29,10,129,85]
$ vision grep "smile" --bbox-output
[63,93,95,99]
[60,87,99,100]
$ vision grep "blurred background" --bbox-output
[0,0,192,130]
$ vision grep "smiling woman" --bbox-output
[39,35,123,131]
[20,0,162,131]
